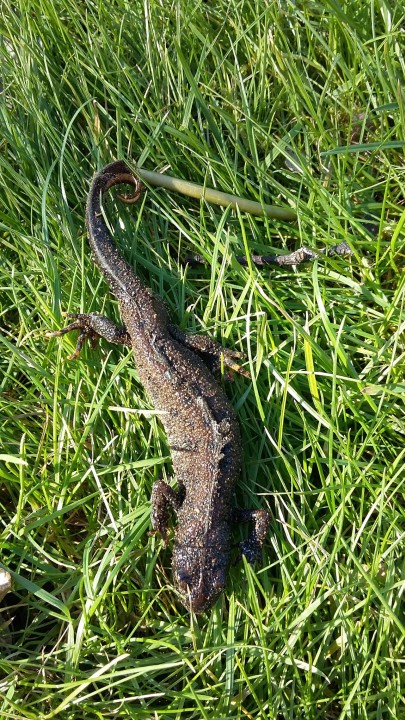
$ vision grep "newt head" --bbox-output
[172,530,231,614]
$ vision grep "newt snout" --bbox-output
[172,542,230,614]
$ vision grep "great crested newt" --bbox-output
[51,160,270,613]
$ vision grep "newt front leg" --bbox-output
[233,508,271,563]
[150,480,185,543]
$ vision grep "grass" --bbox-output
[1,0,404,718]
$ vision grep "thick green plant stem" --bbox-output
[136,167,297,221]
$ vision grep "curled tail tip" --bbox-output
[87,160,144,204]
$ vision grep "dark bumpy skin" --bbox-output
[51,160,270,614]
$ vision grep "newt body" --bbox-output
[53,160,269,613]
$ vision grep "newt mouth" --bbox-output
[178,583,222,615]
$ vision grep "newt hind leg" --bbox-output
[46,312,131,359]
[169,325,249,378]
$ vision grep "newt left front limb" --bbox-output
[233,508,271,563]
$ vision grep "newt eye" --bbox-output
[177,571,192,585]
